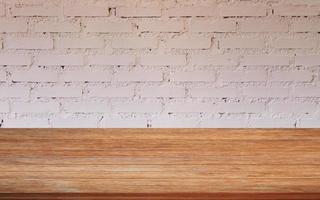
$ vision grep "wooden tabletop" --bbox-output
[0,129,319,199]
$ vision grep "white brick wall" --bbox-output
[0,0,319,128]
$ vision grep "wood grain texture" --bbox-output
[0,129,320,198]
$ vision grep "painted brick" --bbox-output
[112,37,158,49]
[5,37,53,50]
[140,86,185,98]
[0,4,5,16]
[61,70,112,82]
[164,6,216,17]
[274,5,319,16]
[0,19,28,33]
[292,88,320,97]
[248,118,295,128]
[268,103,317,114]
[189,88,239,98]
[88,55,136,66]
[34,21,81,33]
[85,20,133,33]
[270,71,313,82]
[116,7,161,17]
[11,5,60,16]
[88,86,134,98]
[0,71,6,82]
[56,37,104,49]
[219,38,265,49]
[139,55,186,66]
[138,20,184,32]
[190,19,236,33]
[50,116,99,128]
[63,102,109,113]
[215,103,265,113]
[219,4,267,17]
[0,86,29,98]
[3,118,50,128]
[239,19,289,33]
[33,87,82,98]
[271,38,317,49]
[170,71,215,82]
[0,101,10,113]
[298,119,320,128]
[241,55,291,66]
[291,20,320,32]
[12,70,59,82]
[103,117,147,128]
[165,103,214,113]
[36,55,84,66]
[220,71,267,82]
[166,36,211,49]
[191,55,238,66]
[243,88,290,98]
[0,54,32,66]
[200,118,248,128]
[12,102,59,113]
[114,102,162,113]
[115,70,163,82]
[151,116,199,128]
[295,55,320,66]
[64,4,109,16]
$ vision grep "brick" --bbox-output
[219,38,264,49]
[0,4,4,16]
[11,5,60,16]
[0,54,32,66]
[140,86,185,98]
[0,19,28,33]
[220,71,267,82]
[241,55,290,66]
[3,118,50,128]
[64,4,109,16]
[215,103,265,113]
[116,7,161,17]
[139,55,186,66]
[33,87,82,98]
[274,5,319,16]
[166,36,211,49]
[219,4,267,17]
[115,70,163,82]
[85,20,132,33]
[248,118,295,128]
[292,88,320,97]
[165,103,214,113]
[0,101,9,113]
[295,55,320,66]
[170,71,215,82]
[34,21,81,33]
[243,88,290,98]
[36,55,84,66]
[12,70,59,82]
[112,37,158,49]
[0,86,29,98]
[50,116,99,128]
[270,71,313,82]
[138,20,184,32]
[88,55,136,66]
[0,71,6,82]
[189,88,239,98]
[5,37,53,50]
[191,55,238,66]
[298,119,320,128]
[291,20,320,32]
[103,117,147,128]
[56,37,104,49]
[151,117,199,128]
[114,102,162,113]
[283,0,320,5]
[239,19,289,33]
[164,6,216,17]
[200,118,248,128]
[190,19,236,33]
[63,102,109,113]
[268,103,317,114]
[61,70,112,82]
[271,38,317,49]
[88,86,134,98]
[12,102,59,113]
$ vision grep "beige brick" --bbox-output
[0,4,5,16]
[239,19,289,33]
[0,54,32,66]
[11,5,60,16]
[61,70,112,82]
[191,55,238,66]
[295,55,320,66]
[190,19,236,33]
[139,55,186,66]
[274,5,319,16]
[219,38,264,49]
[12,70,59,82]
[36,55,84,66]
[88,86,134,98]
[88,55,136,66]
[140,86,185,98]
[220,3,267,17]
[56,37,104,49]
[241,55,291,66]
[270,71,313,82]
[5,37,53,50]
[138,20,184,32]
[166,36,211,49]
[170,71,215,82]
[164,6,216,17]
[271,38,317,49]
[0,19,28,33]
[112,37,158,49]
[85,20,133,33]
[189,88,239,98]
[291,20,320,32]
[220,71,267,82]
[64,4,109,16]
[33,86,82,98]
[115,70,163,82]
[116,7,161,17]
[12,102,59,113]
[114,102,162,113]
[34,21,81,33]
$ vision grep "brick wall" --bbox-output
[0,0,319,128]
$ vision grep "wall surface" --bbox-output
[0,0,319,128]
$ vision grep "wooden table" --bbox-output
[0,129,319,199]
